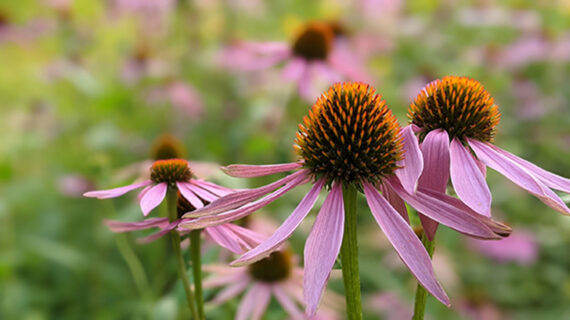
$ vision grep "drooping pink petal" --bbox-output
[362,181,450,306]
[104,217,169,232]
[222,162,302,178]
[83,180,152,199]
[417,129,451,239]
[224,224,266,250]
[387,177,501,239]
[297,63,317,101]
[183,169,309,218]
[137,185,152,202]
[395,125,424,194]
[236,284,269,320]
[304,182,345,317]
[185,183,218,202]
[469,139,570,215]
[140,182,167,216]
[180,173,311,229]
[450,139,492,216]
[176,182,204,209]
[273,286,305,320]
[212,277,250,304]
[282,58,308,82]
[328,45,372,83]
[250,284,272,320]
[481,142,570,193]
[202,272,243,288]
[232,179,325,266]
[203,225,243,253]
[137,221,178,243]
[191,180,233,197]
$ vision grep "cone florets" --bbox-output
[295,82,403,185]
[247,250,292,283]
[408,76,501,142]
[292,22,334,61]
[150,159,192,186]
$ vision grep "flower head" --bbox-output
[409,76,500,143]
[181,82,510,316]
[408,76,570,221]
[151,134,186,160]
[291,22,334,61]
[295,82,402,185]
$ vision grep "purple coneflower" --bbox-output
[203,249,342,320]
[408,76,569,238]
[220,22,370,101]
[181,82,509,316]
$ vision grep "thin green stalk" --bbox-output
[167,191,199,319]
[340,184,362,320]
[190,229,205,320]
[412,231,435,320]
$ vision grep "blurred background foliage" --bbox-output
[1,0,570,319]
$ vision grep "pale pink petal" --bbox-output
[304,182,345,317]
[297,63,317,101]
[137,185,152,202]
[362,181,450,306]
[140,183,167,216]
[180,173,311,229]
[202,264,243,276]
[202,272,243,288]
[387,177,501,239]
[204,225,243,253]
[236,285,260,320]
[104,217,169,232]
[176,182,204,209]
[251,284,272,320]
[282,58,308,82]
[273,286,305,320]
[482,142,570,193]
[417,129,451,239]
[137,221,178,243]
[224,224,266,250]
[183,169,309,218]
[212,278,250,304]
[450,139,492,216]
[328,46,372,83]
[232,179,324,266]
[191,179,233,196]
[469,139,570,215]
[185,183,218,202]
[378,182,408,223]
[83,180,152,199]
[222,162,302,178]
[395,125,424,194]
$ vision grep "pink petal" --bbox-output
[176,182,204,209]
[251,284,272,320]
[232,179,324,266]
[387,177,501,239]
[223,223,267,250]
[328,46,372,82]
[482,142,570,193]
[297,63,317,102]
[395,125,424,194]
[104,217,169,232]
[362,181,450,306]
[183,169,308,218]
[222,162,302,178]
[83,180,152,199]
[469,140,570,215]
[282,58,307,82]
[204,225,243,254]
[450,139,492,216]
[185,183,218,202]
[273,286,305,320]
[417,129,451,239]
[236,284,270,320]
[180,173,311,229]
[304,182,345,317]
[212,278,250,304]
[140,183,167,216]
[137,221,178,243]
[191,180,233,196]
[202,272,243,288]
[377,182,409,223]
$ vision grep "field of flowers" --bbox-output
[1,0,570,319]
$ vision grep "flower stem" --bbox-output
[340,184,362,320]
[412,231,435,320]
[190,229,205,320]
[167,191,199,319]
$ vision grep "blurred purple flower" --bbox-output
[57,174,94,197]
[467,229,538,265]
[218,22,371,101]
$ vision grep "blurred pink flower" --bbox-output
[145,81,204,118]
[467,229,538,265]
[219,22,371,101]
[108,0,175,33]
[368,292,413,320]
[57,174,94,197]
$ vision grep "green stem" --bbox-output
[167,191,199,319]
[412,232,435,320]
[190,230,204,320]
[340,184,362,320]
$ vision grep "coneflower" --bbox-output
[180,82,510,318]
